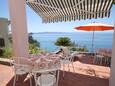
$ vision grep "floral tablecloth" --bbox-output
[13,53,61,72]
[29,53,61,72]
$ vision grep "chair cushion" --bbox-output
[37,74,56,86]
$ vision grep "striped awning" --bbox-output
[26,0,113,23]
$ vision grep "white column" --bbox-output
[110,23,115,86]
[8,0,29,57]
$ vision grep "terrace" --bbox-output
[0,56,110,86]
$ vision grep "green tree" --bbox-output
[28,33,40,47]
[55,37,75,47]
[28,33,41,54]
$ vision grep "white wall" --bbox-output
[0,18,9,47]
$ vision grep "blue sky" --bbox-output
[0,0,115,32]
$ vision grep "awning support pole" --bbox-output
[110,21,115,86]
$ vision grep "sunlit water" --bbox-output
[32,32,113,52]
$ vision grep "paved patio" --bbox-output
[0,58,110,86]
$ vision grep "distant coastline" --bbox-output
[30,31,113,34]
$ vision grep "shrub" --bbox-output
[70,45,88,52]
[0,33,41,58]
[76,46,88,52]
[1,47,13,58]
[29,43,41,54]
[28,33,41,54]
[70,47,77,51]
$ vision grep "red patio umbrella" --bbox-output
[74,22,114,52]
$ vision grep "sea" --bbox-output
[32,32,113,52]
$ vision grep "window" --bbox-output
[0,38,5,47]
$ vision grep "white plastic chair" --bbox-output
[11,57,32,86]
[32,65,60,86]
[93,54,104,65]
[60,46,75,77]
[32,57,60,86]
[93,49,106,65]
